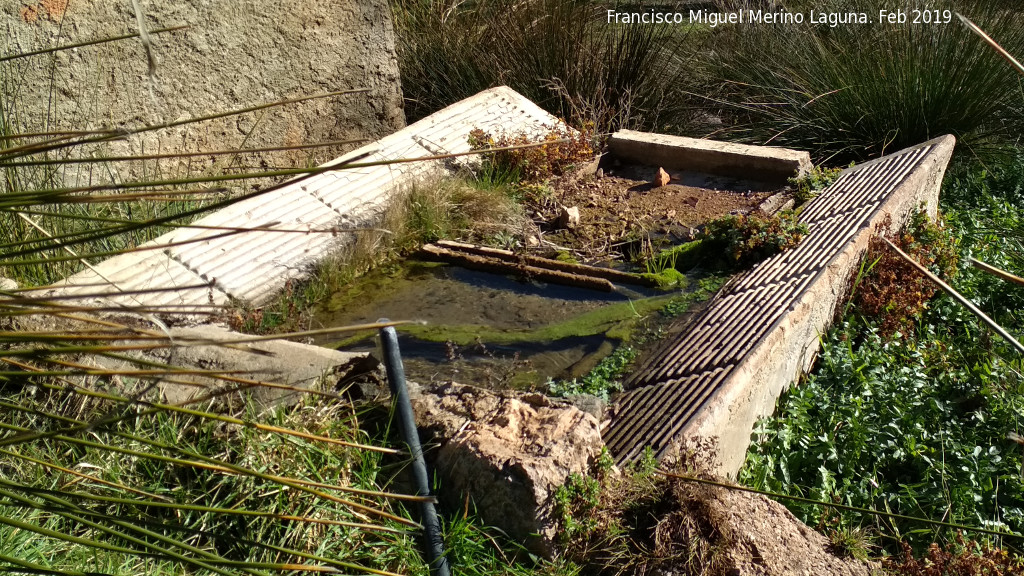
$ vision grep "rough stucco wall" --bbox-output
[2,0,404,182]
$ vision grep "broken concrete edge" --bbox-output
[679,135,956,477]
[411,381,604,557]
[607,129,813,185]
[75,321,374,411]
[327,85,567,168]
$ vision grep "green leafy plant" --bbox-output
[553,473,604,544]
[789,164,846,205]
[700,211,809,268]
[741,171,1024,553]
[548,346,637,402]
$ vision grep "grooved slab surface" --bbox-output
[44,87,560,312]
[606,136,956,474]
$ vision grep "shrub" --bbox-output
[710,0,1024,162]
[700,211,809,268]
[391,0,701,133]
[883,533,1024,575]
[468,125,594,183]
[851,211,959,336]
[789,164,846,205]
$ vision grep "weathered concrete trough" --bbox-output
[605,135,955,476]
[608,130,813,185]
[40,87,561,312]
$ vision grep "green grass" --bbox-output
[709,0,1024,162]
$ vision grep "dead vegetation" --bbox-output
[551,439,876,576]
[850,210,959,336]
[883,534,1024,575]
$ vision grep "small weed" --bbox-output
[827,525,874,562]
[789,164,846,205]
[553,473,603,543]
[547,346,637,401]
[641,243,687,289]
[700,210,809,268]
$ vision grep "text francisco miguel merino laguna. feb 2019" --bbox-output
[606,8,954,28]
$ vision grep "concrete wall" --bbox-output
[2,0,404,179]
[606,135,956,476]
[687,136,955,476]
[608,130,812,185]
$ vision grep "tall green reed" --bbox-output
[709,0,1024,162]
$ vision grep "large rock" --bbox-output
[2,1,405,181]
[413,383,603,556]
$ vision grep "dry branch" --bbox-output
[435,240,656,287]
[420,244,616,292]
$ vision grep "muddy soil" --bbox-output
[535,162,785,258]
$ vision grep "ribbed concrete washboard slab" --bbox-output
[605,136,956,474]
[42,87,560,312]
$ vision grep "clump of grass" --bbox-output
[850,211,959,336]
[391,0,701,133]
[827,525,875,562]
[700,211,809,268]
[553,441,733,576]
[711,0,1024,161]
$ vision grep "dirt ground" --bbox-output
[657,479,879,576]
[534,161,785,258]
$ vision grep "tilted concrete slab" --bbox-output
[42,87,561,313]
[608,130,813,185]
[79,324,372,410]
[606,135,955,476]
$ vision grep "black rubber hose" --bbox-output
[379,324,451,576]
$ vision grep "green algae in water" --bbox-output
[315,260,719,389]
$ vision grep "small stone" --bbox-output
[596,168,604,179]
[654,167,670,187]
[525,235,540,247]
[0,277,17,292]
[567,394,606,421]
[556,206,581,229]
